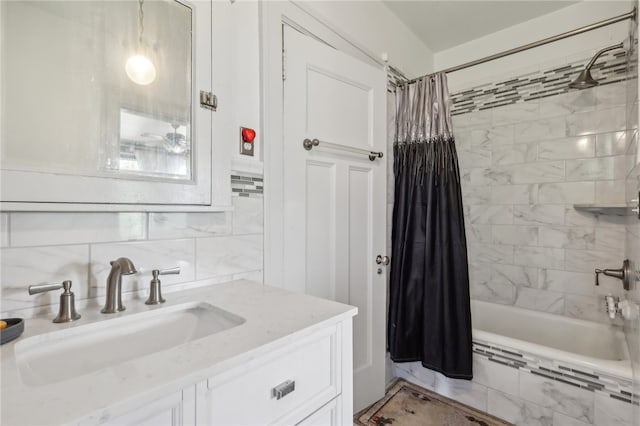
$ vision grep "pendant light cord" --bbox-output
[138,0,144,45]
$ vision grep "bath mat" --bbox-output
[355,379,513,426]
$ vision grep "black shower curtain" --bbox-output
[387,74,472,379]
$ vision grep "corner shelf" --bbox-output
[573,204,630,216]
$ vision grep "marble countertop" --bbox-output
[1,280,357,426]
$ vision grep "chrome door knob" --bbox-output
[376,255,390,266]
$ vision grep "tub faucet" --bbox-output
[101,257,137,314]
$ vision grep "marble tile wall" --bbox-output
[0,173,264,319]
[454,80,631,324]
[623,10,640,426]
[392,353,635,426]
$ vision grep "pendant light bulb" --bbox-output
[125,54,156,85]
[126,0,156,86]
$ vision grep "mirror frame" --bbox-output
[0,0,225,212]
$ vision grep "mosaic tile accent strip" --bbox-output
[451,49,632,116]
[231,173,263,198]
[472,339,637,406]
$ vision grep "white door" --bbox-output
[282,26,387,413]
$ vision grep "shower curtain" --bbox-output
[387,73,472,379]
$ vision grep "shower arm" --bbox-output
[584,42,624,70]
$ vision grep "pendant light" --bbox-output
[125,0,156,85]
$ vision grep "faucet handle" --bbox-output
[145,267,179,305]
[28,282,64,295]
[594,269,603,286]
[157,267,181,276]
[28,281,80,323]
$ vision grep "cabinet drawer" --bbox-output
[296,396,341,425]
[100,391,185,426]
[205,326,340,425]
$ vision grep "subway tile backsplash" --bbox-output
[10,212,147,247]
[0,173,264,318]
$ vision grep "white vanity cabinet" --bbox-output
[98,319,353,426]
[102,389,195,426]
[1,282,356,426]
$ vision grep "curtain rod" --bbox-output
[404,7,636,85]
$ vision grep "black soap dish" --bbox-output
[0,318,24,345]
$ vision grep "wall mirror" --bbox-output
[0,0,214,209]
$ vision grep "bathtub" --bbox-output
[471,300,632,382]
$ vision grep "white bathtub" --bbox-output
[471,300,632,381]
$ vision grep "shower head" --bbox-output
[569,42,624,90]
[568,68,599,89]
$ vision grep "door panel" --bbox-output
[348,166,373,373]
[306,161,337,300]
[307,69,372,147]
[283,26,386,412]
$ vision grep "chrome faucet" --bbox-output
[101,257,137,314]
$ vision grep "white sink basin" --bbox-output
[15,302,245,386]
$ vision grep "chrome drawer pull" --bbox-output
[271,380,295,400]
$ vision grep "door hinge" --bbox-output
[282,48,287,81]
[200,90,217,111]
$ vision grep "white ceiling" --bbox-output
[382,1,580,52]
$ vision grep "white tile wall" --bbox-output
[1,213,9,247]
[196,234,263,278]
[593,391,634,426]
[514,287,564,314]
[454,81,630,323]
[231,196,264,235]
[488,389,553,426]
[395,354,634,426]
[519,373,594,424]
[433,371,488,412]
[538,182,595,204]
[0,181,264,318]
[473,356,519,396]
[1,245,89,313]
[622,21,640,426]
[10,213,147,247]
[148,212,230,239]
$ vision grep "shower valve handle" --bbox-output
[594,260,633,291]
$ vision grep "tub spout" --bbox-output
[604,294,619,320]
